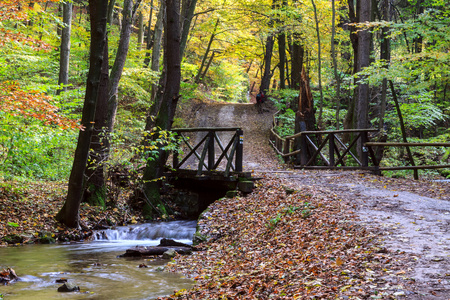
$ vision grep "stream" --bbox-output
[0,221,197,299]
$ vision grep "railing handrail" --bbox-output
[285,128,378,140]
[365,142,450,147]
[173,127,241,132]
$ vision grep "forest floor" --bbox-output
[157,99,450,299]
[1,98,449,299]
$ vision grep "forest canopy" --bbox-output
[0,0,449,183]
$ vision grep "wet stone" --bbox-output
[57,282,80,292]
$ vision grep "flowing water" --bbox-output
[0,221,197,299]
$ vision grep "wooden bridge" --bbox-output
[165,127,253,207]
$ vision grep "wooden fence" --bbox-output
[270,127,379,169]
[270,111,450,177]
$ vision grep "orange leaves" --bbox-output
[0,0,58,22]
[0,0,55,51]
[0,28,53,51]
[0,81,81,129]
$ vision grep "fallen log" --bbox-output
[119,246,192,257]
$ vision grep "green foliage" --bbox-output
[119,68,159,111]
[180,81,199,100]
[208,61,249,103]
[270,89,299,137]
[270,89,299,111]
[0,114,77,180]
[275,109,295,137]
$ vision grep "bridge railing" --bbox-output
[171,127,243,176]
[270,127,380,169]
[270,112,450,177]
[365,142,450,172]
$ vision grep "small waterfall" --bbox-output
[93,220,197,242]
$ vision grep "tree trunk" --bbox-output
[56,0,108,228]
[278,32,286,89]
[195,18,219,83]
[343,0,358,132]
[84,39,110,207]
[356,0,371,130]
[84,0,141,206]
[142,0,181,219]
[56,3,62,36]
[294,67,316,164]
[389,80,418,180]
[260,34,274,94]
[137,10,144,50]
[143,0,154,67]
[356,0,371,159]
[145,1,166,131]
[290,33,304,90]
[57,1,72,95]
[311,0,323,129]
[201,51,215,82]
[180,0,197,59]
[376,0,390,163]
[108,0,142,129]
[331,0,341,130]
[107,0,116,25]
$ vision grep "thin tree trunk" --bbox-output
[109,0,142,129]
[356,0,371,158]
[143,0,154,67]
[389,80,418,180]
[311,0,323,129]
[137,10,144,50]
[57,1,72,95]
[201,51,215,82]
[331,0,341,130]
[378,0,390,131]
[107,0,116,24]
[343,0,358,132]
[278,31,286,89]
[195,18,219,83]
[57,3,62,36]
[56,0,108,228]
[180,0,197,59]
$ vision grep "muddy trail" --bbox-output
[176,99,449,299]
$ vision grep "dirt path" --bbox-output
[177,99,450,299]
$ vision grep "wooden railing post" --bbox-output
[207,130,215,170]
[235,129,243,172]
[361,131,369,167]
[329,133,335,166]
[300,133,308,165]
[283,139,290,163]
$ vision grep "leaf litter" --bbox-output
[159,173,420,299]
